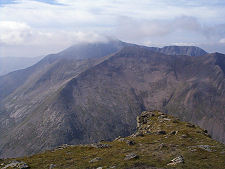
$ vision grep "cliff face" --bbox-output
[0,43,224,158]
[1,111,225,169]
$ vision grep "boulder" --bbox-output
[157,131,166,135]
[126,140,136,145]
[49,164,56,169]
[89,157,102,163]
[124,153,139,160]
[167,156,184,166]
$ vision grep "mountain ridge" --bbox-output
[0,41,224,158]
[1,110,224,169]
[149,45,207,56]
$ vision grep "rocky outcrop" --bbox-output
[1,161,29,169]
[1,110,225,169]
[167,156,184,166]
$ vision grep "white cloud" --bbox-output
[0,21,109,57]
[219,38,225,44]
[0,21,32,45]
[172,42,198,46]
[0,0,225,56]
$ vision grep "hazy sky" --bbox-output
[0,0,225,57]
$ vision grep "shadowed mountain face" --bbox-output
[0,41,224,158]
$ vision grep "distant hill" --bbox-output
[0,56,43,76]
[0,40,224,159]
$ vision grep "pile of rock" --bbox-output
[136,111,155,128]
[2,161,29,169]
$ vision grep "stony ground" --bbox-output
[1,111,225,169]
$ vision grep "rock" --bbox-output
[97,167,103,169]
[172,119,179,123]
[186,123,195,128]
[137,116,141,128]
[89,157,102,163]
[114,136,125,142]
[124,153,139,160]
[2,161,29,169]
[157,130,166,135]
[197,145,213,152]
[118,138,125,141]
[157,112,164,115]
[49,164,56,169]
[158,115,167,119]
[114,136,124,141]
[145,131,151,134]
[170,131,178,135]
[167,156,184,166]
[57,144,70,149]
[181,134,188,138]
[137,111,155,128]
[91,143,111,148]
[18,163,29,169]
[158,143,168,150]
[141,111,155,117]
[126,140,136,145]
[132,131,144,137]
[163,118,171,121]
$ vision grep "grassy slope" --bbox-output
[2,111,225,169]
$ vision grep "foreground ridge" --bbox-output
[1,111,225,169]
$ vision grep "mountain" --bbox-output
[0,56,43,76]
[0,41,224,158]
[1,111,225,169]
[0,40,127,157]
[149,46,207,56]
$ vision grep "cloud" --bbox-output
[219,38,225,44]
[0,21,32,45]
[0,21,109,57]
[115,16,225,42]
[0,0,225,56]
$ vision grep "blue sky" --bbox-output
[0,0,62,6]
[0,0,225,57]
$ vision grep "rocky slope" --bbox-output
[1,111,225,169]
[149,46,207,56]
[0,41,224,158]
